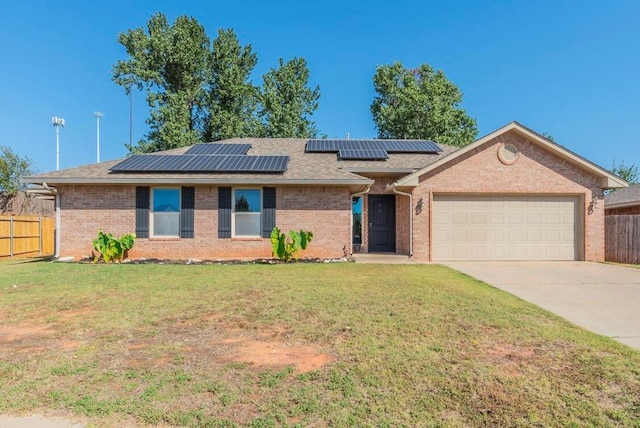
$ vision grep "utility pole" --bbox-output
[129,91,133,147]
[52,116,65,170]
[94,112,104,163]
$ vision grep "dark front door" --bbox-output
[368,195,396,252]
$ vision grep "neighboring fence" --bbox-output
[0,216,55,258]
[0,192,55,216]
[605,215,640,264]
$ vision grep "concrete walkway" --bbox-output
[443,261,640,350]
[0,414,84,428]
[351,253,416,264]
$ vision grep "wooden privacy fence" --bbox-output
[0,216,55,258]
[605,215,640,265]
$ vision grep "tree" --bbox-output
[205,29,260,141]
[542,132,556,142]
[260,57,320,138]
[370,62,477,147]
[611,160,639,184]
[0,146,34,196]
[113,13,210,153]
[113,14,323,149]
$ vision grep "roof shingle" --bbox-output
[605,183,640,208]
[24,137,457,185]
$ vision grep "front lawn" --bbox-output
[0,260,639,427]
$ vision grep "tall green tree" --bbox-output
[611,160,639,184]
[205,29,260,141]
[113,13,210,153]
[260,57,320,138]
[0,146,34,196]
[370,62,477,147]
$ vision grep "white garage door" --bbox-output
[433,195,581,261]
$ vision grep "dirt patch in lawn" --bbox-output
[0,323,55,343]
[1,309,336,375]
[0,307,94,345]
[216,337,335,373]
[117,320,336,373]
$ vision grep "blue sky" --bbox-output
[1,1,638,174]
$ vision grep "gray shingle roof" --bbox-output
[24,137,458,186]
[605,183,640,208]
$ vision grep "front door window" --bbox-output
[352,197,363,245]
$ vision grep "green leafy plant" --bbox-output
[92,230,136,263]
[270,227,313,261]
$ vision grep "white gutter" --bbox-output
[22,177,375,186]
[349,184,372,256]
[389,183,413,258]
[43,183,60,258]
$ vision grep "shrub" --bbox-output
[270,227,313,261]
[92,230,135,263]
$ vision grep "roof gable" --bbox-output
[392,122,628,189]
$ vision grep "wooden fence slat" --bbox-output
[631,216,640,264]
[0,215,55,259]
[605,214,640,265]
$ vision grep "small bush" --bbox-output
[92,230,135,263]
[270,227,313,261]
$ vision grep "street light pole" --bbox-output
[52,116,65,170]
[94,112,104,163]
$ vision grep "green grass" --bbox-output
[1,259,639,427]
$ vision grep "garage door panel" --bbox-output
[527,213,541,224]
[433,195,580,261]
[489,213,504,224]
[528,230,542,241]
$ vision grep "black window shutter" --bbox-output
[180,187,195,238]
[218,187,231,238]
[135,186,150,238]
[262,187,276,238]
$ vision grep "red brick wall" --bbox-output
[606,205,640,215]
[358,177,410,254]
[410,130,604,261]
[57,185,351,260]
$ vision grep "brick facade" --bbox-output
[56,131,607,262]
[355,177,411,255]
[58,184,351,260]
[407,131,604,261]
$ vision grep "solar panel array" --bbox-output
[338,148,389,160]
[305,139,441,160]
[111,154,288,173]
[185,143,251,155]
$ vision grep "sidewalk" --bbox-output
[0,414,84,428]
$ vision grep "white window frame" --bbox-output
[150,187,181,238]
[232,188,262,238]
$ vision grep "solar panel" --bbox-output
[306,139,441,155]
[110,155,288,173]
[383,140,441,153]
[305,140,338,152]
[184,143,251,155]
[338,148,389,160]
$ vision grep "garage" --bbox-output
[432,194,581,261]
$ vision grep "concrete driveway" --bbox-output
[442,261,640,351]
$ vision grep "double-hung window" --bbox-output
[233,188,261,237]
[151,188,181,237]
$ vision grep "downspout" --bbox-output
[43,183,60,258]
[349,184,372,256]
[390,183,413,258]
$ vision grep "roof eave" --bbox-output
[22,176,374,186]
[604,201,640,209]
[395,121,629,189]
[341,168,417,174]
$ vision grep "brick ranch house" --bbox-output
[604,183,640,215]
[24,122,626,262]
